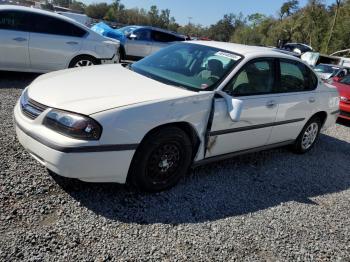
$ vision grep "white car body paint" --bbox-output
[0,5,120,73]
[14,41,339,183]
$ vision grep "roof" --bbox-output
[125,25,184,37]
[0,5,83,26]
[188,41,300,59]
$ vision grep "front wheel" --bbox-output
[128,127,193,192]
[292,117,321,154]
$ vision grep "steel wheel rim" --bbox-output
[146,142,183,185]
[74,60,94,67]
[301,122,319,150]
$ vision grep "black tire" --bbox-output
[69,55,99,68]
[128,127,193,192]
[119,46,126,61]
[291,116,322,154]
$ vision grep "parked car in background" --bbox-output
[313,64,348,80]
[14,41,339,192]
[281,43,313,55]
[91,23,186,60]
[0,5,120,73]
[56,11,92,27]
[331,75,350,120]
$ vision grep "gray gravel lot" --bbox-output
[1,71,350,261]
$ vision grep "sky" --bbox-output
[84,0,335,26]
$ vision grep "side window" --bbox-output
[308,68,318,90]
[152,30,176,42]
[0,11,29,31]
[133,29,151,41]
[33,14,86,37]
[224,59,275,96]
[279,60,317,92]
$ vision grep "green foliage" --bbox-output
[80,0,350,54]
[85,3,109,19]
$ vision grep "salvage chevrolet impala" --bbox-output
[14,42,340,191]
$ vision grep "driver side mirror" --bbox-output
[128,33,137,40]
[215,91,243,122]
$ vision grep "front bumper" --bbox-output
[100,53,120,65]
[339,102,350,120]
[14,102,135,183]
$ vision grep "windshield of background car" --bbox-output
[339,75,350,85]
[131,43,242,91]
[314,64,340,74]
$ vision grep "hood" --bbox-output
[334,82,350,98]
[316,72,333,80]
[28,64,194,115]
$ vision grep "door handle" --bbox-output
[13,37,27,42]
[308,97,316,103]
[266,100,276,108]
[66,41,78,45]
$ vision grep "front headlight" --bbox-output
[43,109,102,140]
[340,96,349,102]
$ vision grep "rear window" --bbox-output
[280,59,317,92]
[32,14,86,37]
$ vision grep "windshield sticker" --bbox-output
[215,51,241,61]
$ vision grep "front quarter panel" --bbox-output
[91,92,214,161]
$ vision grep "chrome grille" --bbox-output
[21,98,48,120]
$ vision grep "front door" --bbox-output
[206,58,280,157]
[0,10,29,71]
[125,28,152,58]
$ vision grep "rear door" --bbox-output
[28,14,85,71]
[0,10,29,71]
[124,28,152,58]
[207,58,281,157]
[268,59,319,144]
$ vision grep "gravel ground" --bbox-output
[1,71,350,261]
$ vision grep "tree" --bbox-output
[69,1,86,13]
[85,3,109,19]
[148,5,159,26]
[279,0,299,19]
[52,0,70,8]
[325,0,342,53]
[207,13,244,42]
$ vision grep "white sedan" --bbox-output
[14,41,340,191]
[0,5,120,73]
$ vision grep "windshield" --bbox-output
[118,26,139,35]
[131,43,242,91]
[314,64,340,74]
[340,75,350,85]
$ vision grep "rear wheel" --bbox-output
[292,117,321,154]
[69,55,99,68]
[129,127,192,192]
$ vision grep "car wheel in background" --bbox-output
[129,127,193,192]
[69,55,99,68]
[292,117,322,154]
